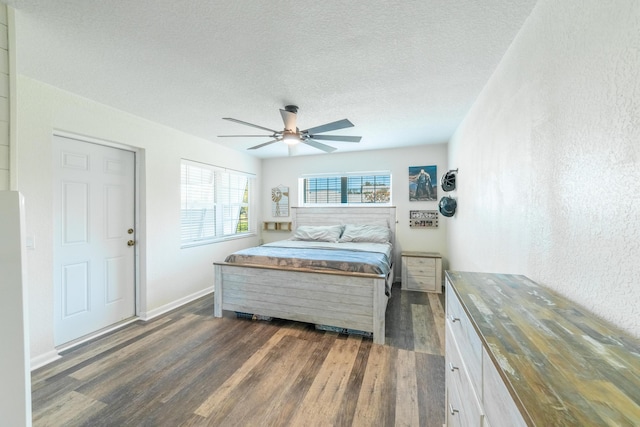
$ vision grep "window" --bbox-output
[181,160,254,246]
[300,172,391,205]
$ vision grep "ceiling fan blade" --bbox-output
[307,134,361,143]
[303,118,354,135]
[303,138,337,153]
[248,138,282,150]
[218,135,274,138]
[223,117,279,133]
[280,109,297,132]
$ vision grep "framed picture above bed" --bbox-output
[409,165,437,201]
[271,185,289,217]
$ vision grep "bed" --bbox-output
[213,206,397,344]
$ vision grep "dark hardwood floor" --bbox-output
[32,283,445,426]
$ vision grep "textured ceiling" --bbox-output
[6,0,537,158]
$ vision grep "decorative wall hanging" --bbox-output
[409,210,439,228]
[271,185,289,217]
[409,165,437,201]
[441,169,458,192]
[438,196,457,217]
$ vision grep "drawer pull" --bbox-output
[449,404,459,416]
[449,362,459,372]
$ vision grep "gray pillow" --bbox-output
[339,224,390,243]
[290,225,344,243]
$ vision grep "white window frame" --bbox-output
[181,159,255,248]
[298,171,392,206]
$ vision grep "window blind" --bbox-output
[181,160,253,246]
[301,172,391,205]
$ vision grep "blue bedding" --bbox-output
[224,241,391,276]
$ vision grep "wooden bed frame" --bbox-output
[213,206,397,344]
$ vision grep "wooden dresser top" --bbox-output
[445,270,640,426]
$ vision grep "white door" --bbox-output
[53,135,136,345]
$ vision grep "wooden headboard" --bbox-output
[291,206,397,249]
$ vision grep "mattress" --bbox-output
[224,240,393,276]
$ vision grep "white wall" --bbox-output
[16,76,261,364]
[261,144,449,272]
[448,0,640,338]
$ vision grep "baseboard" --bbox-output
[55,317,140,355]
[139,286,214,321]
[31,350,61,371]
[30,287,214,371]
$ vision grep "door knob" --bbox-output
[127,240,135,246]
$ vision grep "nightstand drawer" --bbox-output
[405,275,437,292]
[405,256,436,268]
[405,257,436,277]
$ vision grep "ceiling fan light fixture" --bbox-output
[282,131,300,145]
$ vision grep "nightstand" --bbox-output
[401,251,442,293]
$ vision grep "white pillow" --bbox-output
[339,224,391,243]
[290,225,344,243]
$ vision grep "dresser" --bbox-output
[401,251,442,293]
[445,271,640,426]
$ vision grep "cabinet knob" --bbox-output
[448,314,460,323]
[449,362,459,372]
[449,404,459,416]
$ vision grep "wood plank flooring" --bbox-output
[32,283,445,426]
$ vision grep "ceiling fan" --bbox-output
[218,105,362,154]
